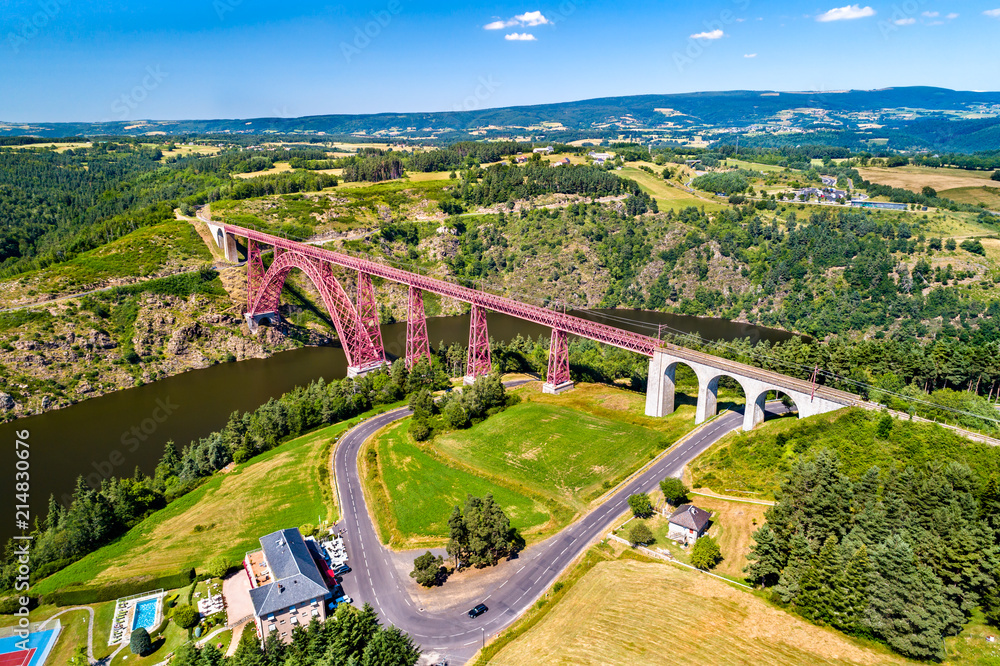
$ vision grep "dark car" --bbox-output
[467,603,488,618]
[334,564,352,575]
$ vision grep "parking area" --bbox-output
[223,570,255,626]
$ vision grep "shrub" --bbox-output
[172,603,200,629]
[409,417,431,442]
[130,627,153,656]
[628,521,653,546]
[409,551,445,587]
[690,536,722,570]
[627,493,654,518]
[659,478,689,507]
[207,556,229,579]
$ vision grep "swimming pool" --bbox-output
[131,598,158,632]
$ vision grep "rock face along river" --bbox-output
[0,310,797,545]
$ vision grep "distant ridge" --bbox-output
[2,87,999,152]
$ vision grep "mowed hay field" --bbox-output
[939,186,1000,209]
[33,421,346,594]
[619,166,727,212]
[491,560,905,666]
[857,165,1000,194]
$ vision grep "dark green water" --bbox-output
[1,310,796,544]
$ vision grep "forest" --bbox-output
[745,450,1000,659]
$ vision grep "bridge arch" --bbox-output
[247,249,382,370]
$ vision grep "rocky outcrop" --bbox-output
[0,393,15,411]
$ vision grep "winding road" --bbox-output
[333,384,789,665]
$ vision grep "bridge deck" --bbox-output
[223,223,860,408]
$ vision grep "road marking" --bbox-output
[498,580,507,588]
[517,565,525,573]
[484,595,491,601]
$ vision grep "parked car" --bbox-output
[468,603,488,618]
[334,564,352,575]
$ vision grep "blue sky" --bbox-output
[2,0,999,122]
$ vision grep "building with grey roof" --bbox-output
[243,528,332,644]
[667,505,712,544]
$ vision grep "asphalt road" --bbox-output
[333,389,788,665]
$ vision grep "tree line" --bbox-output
[745,450,1000,659]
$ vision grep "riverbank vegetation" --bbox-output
[3,359,445,599]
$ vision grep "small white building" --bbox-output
[533,146,554,154]
[667,505,712,545]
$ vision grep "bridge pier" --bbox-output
[542,329,574,395]
[245,311,280,333]
[207,221,239,263]
[356,271,386,364]
[464,304,492,385]
[405,286,431,369]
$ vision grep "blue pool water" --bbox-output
[132,598,158,632]
[0,629,57,666]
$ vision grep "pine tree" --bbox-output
[797,535,844,623]
[866,534,948,660]
[361,625,421,666]
[446,506,468,568]
[837,543,871,632]
[230,623,265,666]
[775,531,812,604]
[744,524,784,587]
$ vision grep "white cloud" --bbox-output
[485,10,550,31]
[984,8,1000,18]
[893,17,916,25]
[690,28,725,40]
[922,11,939,17]
[744,53,757,58]
[504,32,537,41]
[514,11,549,26]
[946,12,959,19]
[816,5,876,22]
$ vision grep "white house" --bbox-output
[667,505,711,545]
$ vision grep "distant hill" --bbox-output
[3,87,1000,152]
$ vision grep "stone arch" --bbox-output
[216,228,225,247]
[247,250,382,369]
[696,371,755,425]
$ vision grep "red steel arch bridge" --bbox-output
[207,220,861,431]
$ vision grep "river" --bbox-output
[1,310,797,545]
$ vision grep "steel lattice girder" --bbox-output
[467,304,491,378]
[223,224,860,407]
[547,329,571,386]
[356,271,386,362]
[405,286,430,369]
[246,240,267,313]
[246,248,380,368]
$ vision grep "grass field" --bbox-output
[619,166,727,212]
[32,418,351,594]
[688,407,1000,500]
[489,558,905,666]
[938,186,1000,209]
[0,220,212,307]
[366,383,702,548]
[726,158,786,173]
[858,165,1000,194]
[232,162,293,179]
[433,395,695,512]
[369,421,553,548]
